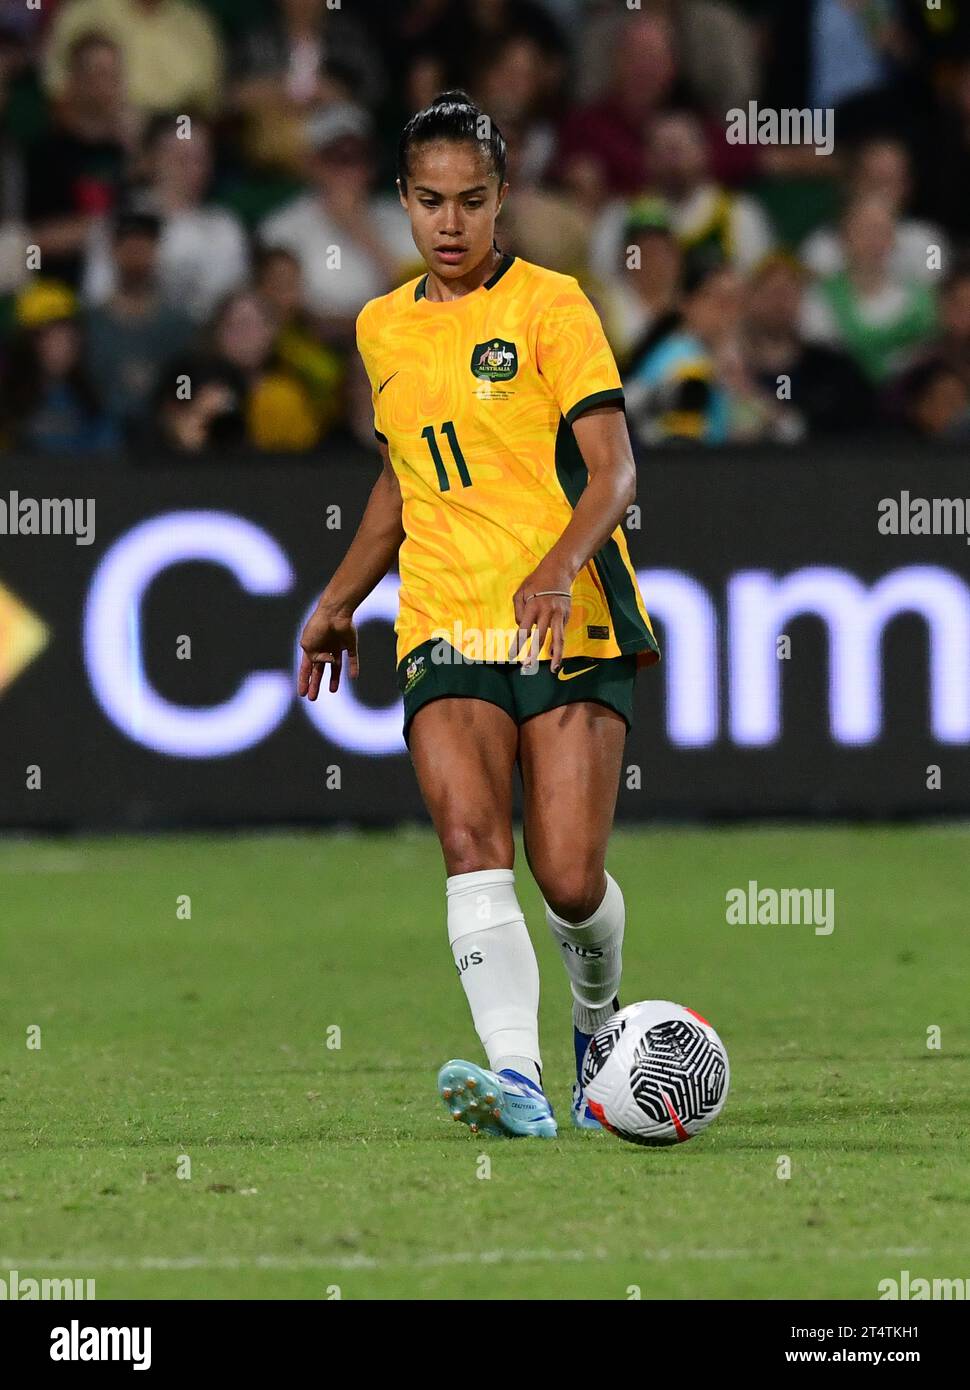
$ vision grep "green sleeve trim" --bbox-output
[564,388,625,426]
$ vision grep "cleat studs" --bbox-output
[492,1108,501,1119]
[442,1088,452,1099]
[484,1093,495,1104]
[452,1109,462,1119]
[454,1084,464,1093]
[466,1076,477,1088]
[469,1101,478,1110]
[469,1123,478,1133]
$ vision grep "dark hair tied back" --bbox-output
[397,89,507,191]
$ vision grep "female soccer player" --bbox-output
[298,92,659,1137]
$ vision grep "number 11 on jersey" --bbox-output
[421,421,472,491]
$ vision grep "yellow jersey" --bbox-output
[356,251,659,668]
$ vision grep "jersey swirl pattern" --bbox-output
[356,252,660,668]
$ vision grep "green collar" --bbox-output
[414,248,516,301]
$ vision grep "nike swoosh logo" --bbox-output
[557,664,598,682]
[378,372,399,394]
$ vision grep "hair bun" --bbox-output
[430,89,476,109]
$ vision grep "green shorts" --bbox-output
[398,639,637,744]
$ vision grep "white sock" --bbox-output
[447,868,541,1083]
[544,872,624,1034]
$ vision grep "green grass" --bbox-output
[1,825,968,1300]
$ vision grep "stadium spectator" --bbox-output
[536,0,583,22]
[742,254,876,438]
[160,290,321,454]
[899,0,970,66]
[0,279,119,453]
[254,245,345,439]
[229,0,384,176]
[0,21,40,220]
[801,193,937,384]
[44,0,224,118]
[555,13,677,206]
[577,0,760,116]
[472,34,557,186]
[884,259,970,427]
[368,0,566,101]
[490,116,590,280]
[760,0,913,163]
[23,32,135,289]
[652,0,760,114]
[155,367,244,453]
[455,0,568,66]
[800,137,947,287]
[84,210,194,433]
[805,0,901,113]
[0,26,36,298]
[401,49,450,124]
[258,103,418,332]
[590,110,775,284]
[624,260,744,446]
[596,198,683,370]
[84,115,249,321]
[915,55,970,244]
[930,259,970,392]
[898,357,970,441]
[885,256,970,393]
[0,1,47,46]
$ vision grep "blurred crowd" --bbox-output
[2,0,970,458]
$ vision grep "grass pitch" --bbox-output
[1,825,968,1300]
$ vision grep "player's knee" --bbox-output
[440,821,511,877]
[540,863,606,923]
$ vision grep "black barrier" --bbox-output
[1,440,969,827]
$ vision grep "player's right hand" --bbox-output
[298,604,359,699]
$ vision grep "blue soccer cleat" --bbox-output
[437,1059,557,1138]
[572,997,619,1130]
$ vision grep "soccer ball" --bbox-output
[581,1000,729,1146]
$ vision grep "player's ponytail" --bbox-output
[397,89,507,192]
[429,89,474,109]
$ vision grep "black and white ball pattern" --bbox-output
[629,1019,727,1129]
[581,1009,631,1088]
[581,1000,730,1146]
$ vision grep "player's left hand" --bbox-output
[511,564,573,671]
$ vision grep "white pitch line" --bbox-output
[0,853,88,874]
[0,1247,931,1273]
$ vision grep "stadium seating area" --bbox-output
[2,0,970,455]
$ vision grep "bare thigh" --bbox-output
[408,698,519,876]
[519,702,627,921]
